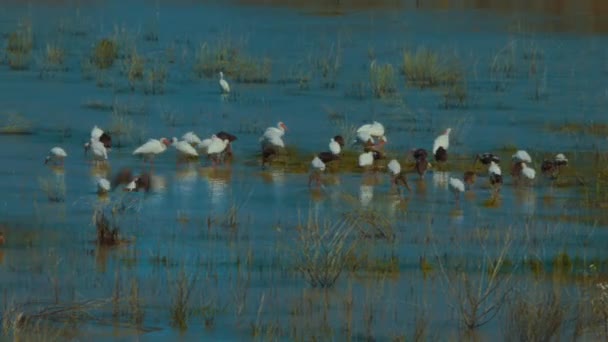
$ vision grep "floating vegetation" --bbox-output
[93,209,124,246]
[547,121,608,137]
[144,60,167,95]
[0,112,32,135]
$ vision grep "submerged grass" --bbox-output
[402,47,464,89]
[0,112,32,135]
[369,62,398,98]
[6,19,34,70]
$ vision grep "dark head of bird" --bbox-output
[216,131,237,142]
[371,150,384,160]
[415,158,430,178]
[333,135,345,148]
[99,132,112,149]
[262,146,278,167]
[411,148,428,162]
[475,153,500,165]
[318,151,340,164]
[112,168,134,189]
[136,173,151,192]
[434,147,448,162]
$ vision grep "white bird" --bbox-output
[97,178,111,194]
[489,161,502,176]
[432,128,452,155]
[311,156,326,172]
[329,138,341,155]
[262,121,288,140]
[207,135,229,164]
[358,151,374,168]
[133,138,171,163]
[182,132,202,147]
[555,153,568,164]
[91,125,103,141]
[88,138,108,164]
[219,71,230,94]
[356,129,374,144]
[449,177,465,202]
[197,136,213,152]
[387,159,401,175]
[512,150,532,163]
[369,121,385,137]
[172,137,199,157]
[521,162,536,180]
[45,147,67,165]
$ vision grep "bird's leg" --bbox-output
[316,173,322,187]
[308,173,313,188]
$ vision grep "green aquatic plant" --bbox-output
[402,47,464,88]
[170,270,197,331]
[93,38,118,69]
[369,62,398,98]
[144,60,167,95]
[6,20,34,70]
[122,48,145,90]
[193,38,271,83]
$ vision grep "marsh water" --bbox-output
[1,0,608,340]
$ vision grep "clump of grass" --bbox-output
[442,81,468,109]
[402,47,463,88]
[369,62,398,98]
[193,38,271,83]
[314,42,342,88]
[170,270,197,331]
[343,209,395,241]
[6,19,34,70]
[109,105,145,147]
[547,121,608,137]
[93,209,122,246]
[122,48,145,90]
[503,292,564,341]
[38,43,68,78]
[93,38,118,69]
[144,60,167,95]
[294,211,357,288]
[0,112,32,135]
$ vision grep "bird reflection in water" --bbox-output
[450,208,464,224]
[515,187,536,216]
[359,184,374,207]
[415,178,427,196]
[260,168,286,200]
[200,167,232,208]
[175,164,198,196]
[432,171,449,190]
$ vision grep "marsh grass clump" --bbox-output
[122,49,145,90]
[38,43,68,78]
[402,47,463,88]
[369,62,398,98]
[144,60,167,95]
[0,112,32,135]
[193,39,271,83]
[343,209,395,241]
[93,209,122,246]
[6,20,34,70]
[294,211,357,288]
[93,38,118,69]
[109,105,145,147]
[503,292,564,341]
[314,42,342,88]
[170,270,197,331]
[442,81,468,109]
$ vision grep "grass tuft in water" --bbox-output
[369,62,398,98]
[93,38,118,69]
[402,47,463,88]
[170,270,197,331]
[503,291,564,341]
[294,210,356,288]
[6,19,34,70]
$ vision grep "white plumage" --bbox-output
[91,125,104,141]
[172,138,199,157]
[260,122,288,148]
[512,150,532,163]
[182,132,202,146]
[45,147,67,164]
[133,138,170,157]
[387,159,401,175]
[356,121,385,143]
[432,128,451,154]
[311,156,326,171]
[521,163,536,180]
[489,161,502,176]
[358,151,374,168]
[97,178,111,194]
[219,71,230,94]
[89,139,108,162]
[207,135,229,155]
[449,177,465,194]
[555,153,568,163]
[356,129,374,144]
[197,136,213,152]
[329,138,341,155]
[369,121,385,137]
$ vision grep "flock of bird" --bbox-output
[42,72,570,205]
